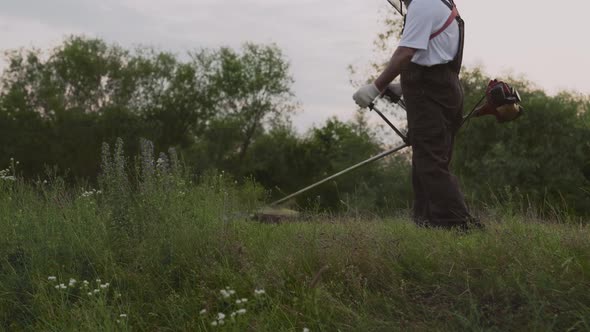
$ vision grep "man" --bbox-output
[353,0,475,229]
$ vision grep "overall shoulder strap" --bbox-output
[429,4,458,40]
[432,0,464,73]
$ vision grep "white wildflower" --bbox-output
[68,278,77,286]
[87,292,93,296]
[59,283,67,289]
[100,283,110,289]
[237,309,246,315]
[83,280,89,287]
[254,288,266,296]
[199,309,207,315]
[220,289,231,298]
[241,298,248,303]
[119,313,127,318]
[303,328,310,332]
[54,285,60,289]
[211,321,218,327]
[93,289,100,294]
[235,299,242,304]
[96,278,101,283]
[217,313,226,320]
[229,289,236,295]
[48,276,57,282]
[218,320,225,325]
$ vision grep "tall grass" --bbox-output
[0,141,589,331]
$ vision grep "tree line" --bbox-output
[0,36,589,215]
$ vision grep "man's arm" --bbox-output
[374,46,416,91]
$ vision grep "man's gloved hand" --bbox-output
[353,83,380,108]
[388,83,403,97]
[382,82,403,103]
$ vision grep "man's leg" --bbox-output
[402,64,472,228]
[411,121,470,227]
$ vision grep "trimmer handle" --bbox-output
[369,103,409,144]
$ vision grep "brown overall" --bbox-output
[400,0,471,228]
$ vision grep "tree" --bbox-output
[0,37,295,181]
[240,113,412,212]
[454,69,590,214]
[199,44,296,162]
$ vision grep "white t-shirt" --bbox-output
[398,0,460,66]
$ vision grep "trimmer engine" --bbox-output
[474,79,524,123]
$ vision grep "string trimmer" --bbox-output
[253,80,523,222]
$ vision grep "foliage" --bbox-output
[455,68,590,215]
[240,113,412,213]
[1,162,589,331]
[0,36,294,181]
[204,44,295,161]
[1,35,590,216]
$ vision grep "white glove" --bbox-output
[381,82,403,102]
[387,83,403,97]
[353,83,380,108]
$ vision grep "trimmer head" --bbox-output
[251,206,300,223]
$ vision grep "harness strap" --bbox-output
[429,5,458,40]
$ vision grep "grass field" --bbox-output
[1,154,589,331]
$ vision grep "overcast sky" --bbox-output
[1,0,589,132]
